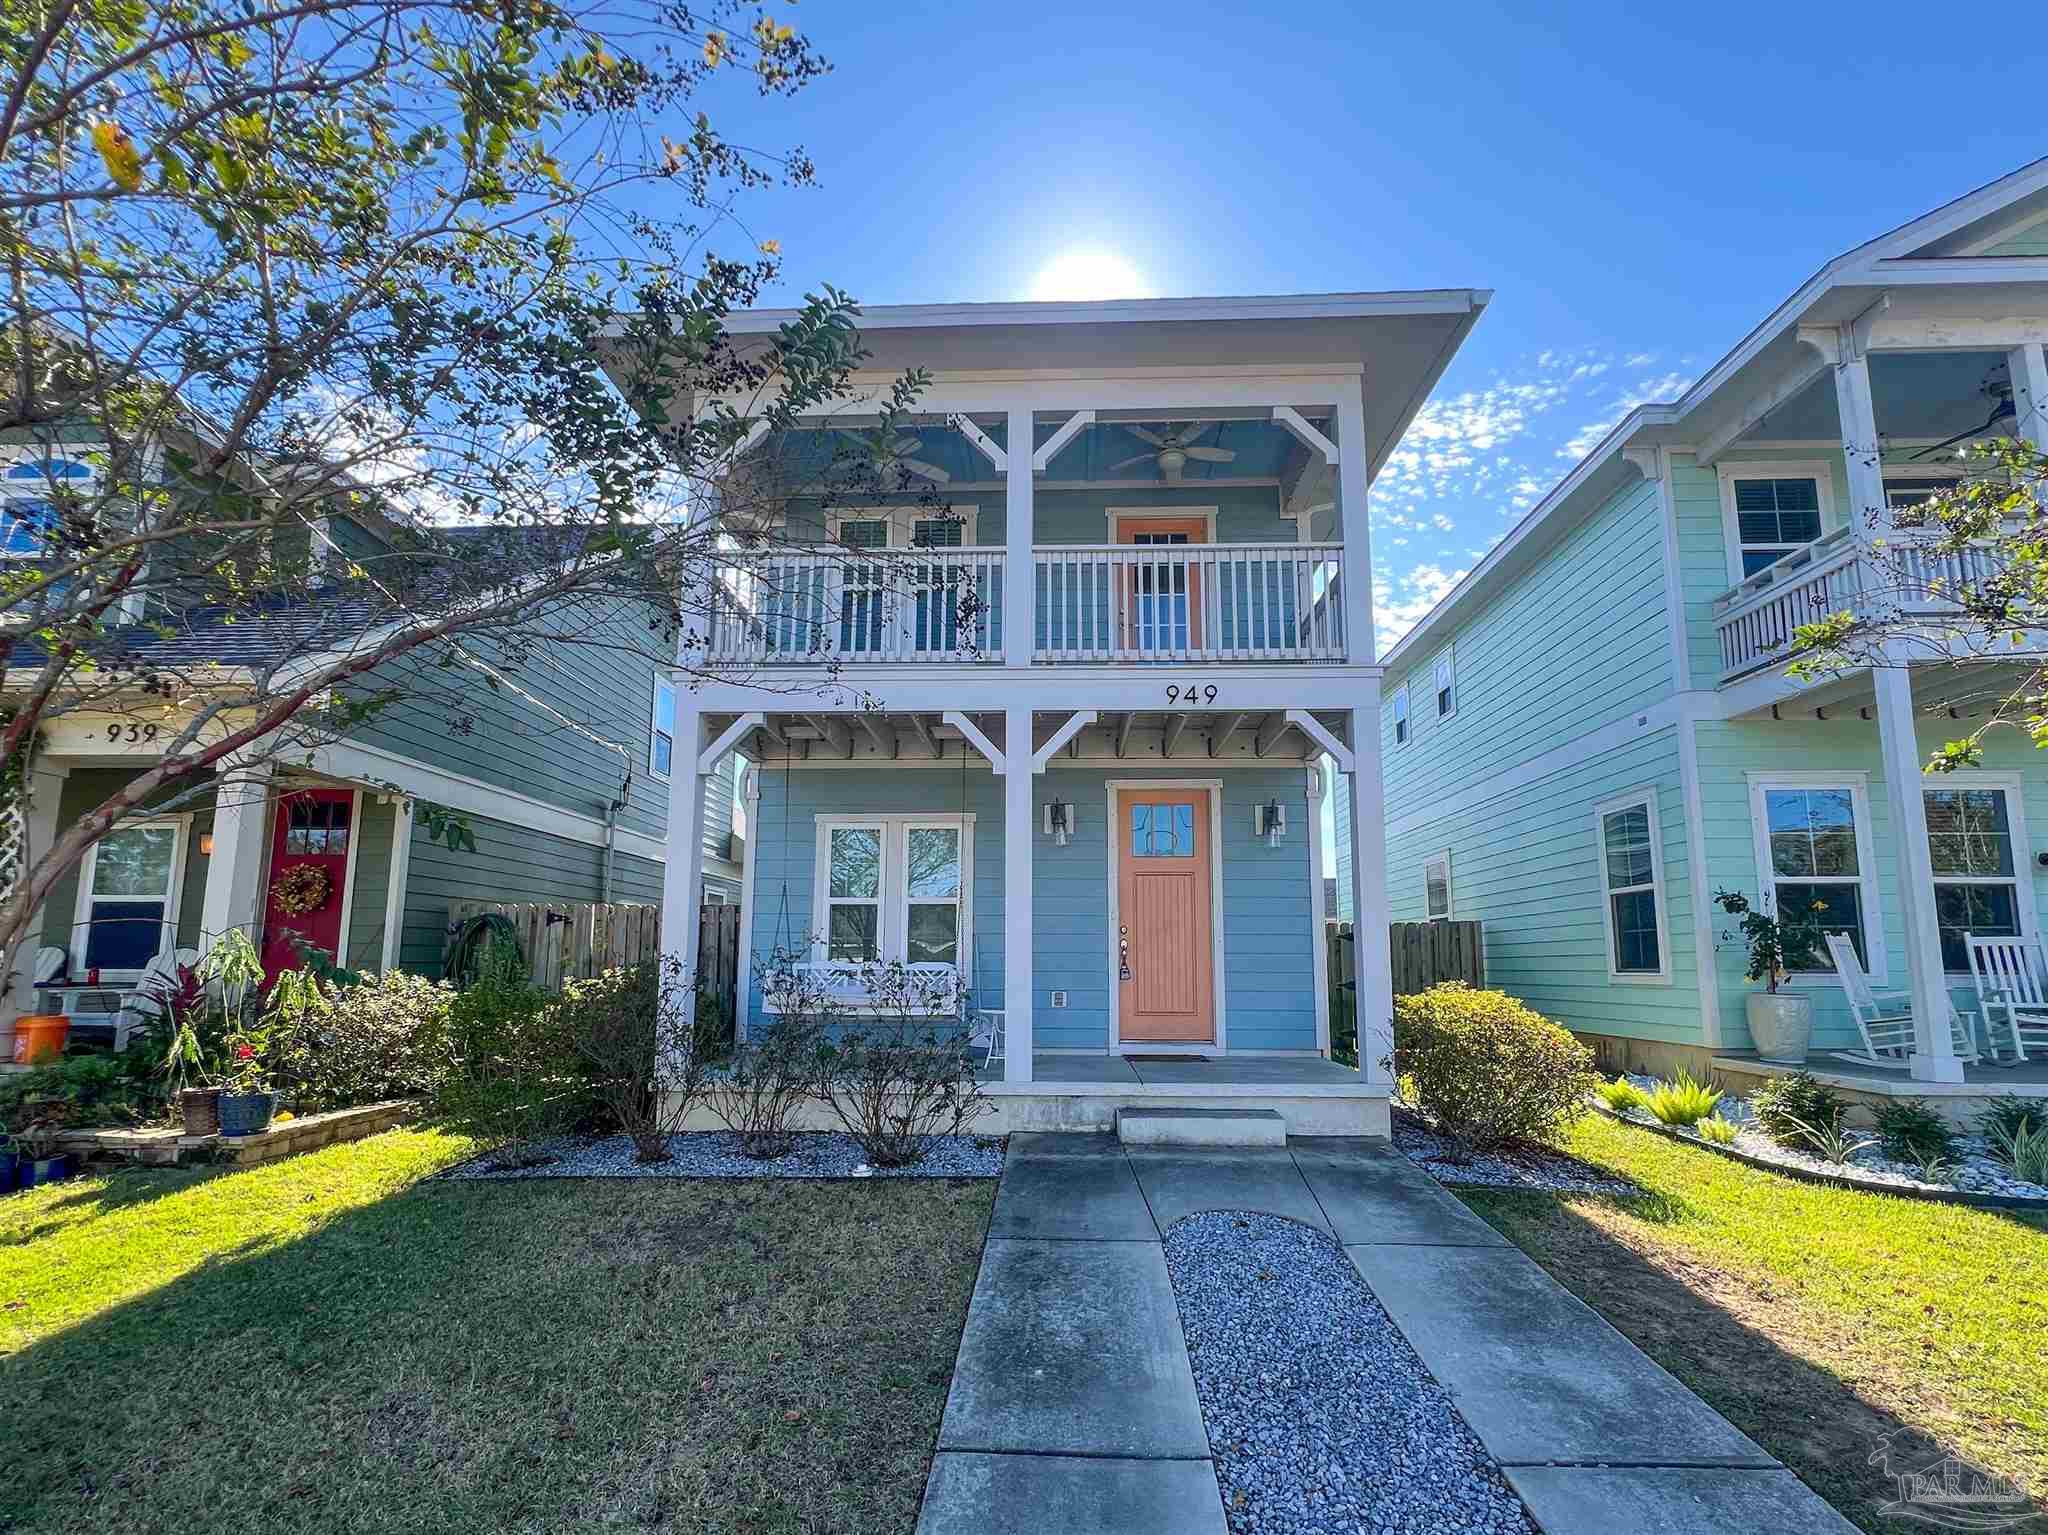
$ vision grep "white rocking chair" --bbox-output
[1824,932,1980,1067]
[1966,935,2048,1063]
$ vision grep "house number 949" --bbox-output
[1165,684,1219,707]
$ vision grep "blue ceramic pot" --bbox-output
[217,1091,277,1137]
[26,1155,73,1187]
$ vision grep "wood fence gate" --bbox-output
[444,899,741,1027]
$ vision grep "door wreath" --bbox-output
[271,864,331,916]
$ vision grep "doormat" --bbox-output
[1125,1054,1211,1063]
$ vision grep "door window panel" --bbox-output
[1130,803,1195,858]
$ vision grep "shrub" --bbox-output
[1871,1098,1955,1164]
[565,958,725,1163]
[434,945,595,1167]
[273,970,455,1111]
[700,1019,822,1158]
[1976,1099,2040,1145]
[1694,1114,1739,1146]
[816,1023,992,1167]
[1392,983,1598,1152]
[1594,1078,1647,1113]
[0,1047,159,1128]
[1986,1116,2048,1184]
[1750,1072,1846,1153]
[1644,1071,1723,1127]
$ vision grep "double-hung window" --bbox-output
[1595,792,1669,980]
[1433,649,1456,718]
[1925,783,2025,972]
[1725,471,1825,578]
[650,676,676,780]
[1391,684,1411,746]
[1749,779,1877,975]
[2,453,93,560]
[815,815,973,969]
[1423,851,1452,920]
[73,817,186,977]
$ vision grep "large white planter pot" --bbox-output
[1745,992,1813,1064]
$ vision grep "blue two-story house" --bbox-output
[1371,159,2048,1120]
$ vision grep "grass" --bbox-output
[1460,1113,2048,1534]
[0,1129,994,1534]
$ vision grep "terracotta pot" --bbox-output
[1745,992,1813,1064]
[179,1087,223,1137]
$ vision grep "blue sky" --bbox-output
[713,0,2045,655]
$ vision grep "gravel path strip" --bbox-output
[1393,1108,1642,1196]
[445,1130,1005,1181]
[1163,1210,1537,1535]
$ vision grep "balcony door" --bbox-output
[1115,515,1206,653]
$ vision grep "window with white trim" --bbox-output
[2,451,94,560]
[1433,649,1455,719]
[1595,792,1668,979]
[814,815,973,967]
[1729,474,1823,576]
[73,817,185,977]
[650,676,676,780]
[1751,780,1874,974]
[1925,785,2022,972]
[1423,851,1452,920]
[824,505,979,547]
[1391,684,1410,746]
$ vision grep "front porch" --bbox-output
[979,1052,1387,1135]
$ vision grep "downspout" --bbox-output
[601,768,632,902]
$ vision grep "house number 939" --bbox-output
[1164,684,1219,707]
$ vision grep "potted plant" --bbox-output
[216,1026,276,1137]
[18,1118,73,1187]
[1713,889,1826,1064]
[0,1129,17,1194]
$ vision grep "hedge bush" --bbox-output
[1393,982,1598,1151]
[274,970,456,1111]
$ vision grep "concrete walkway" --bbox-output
[917,1133,1859,1535]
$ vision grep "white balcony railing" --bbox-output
[1032,543,1344,663]
[1712,528,2006,681]
[703,543,1349,665]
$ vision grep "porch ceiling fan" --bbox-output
[1110,422,1236,482]
[835,428,952,485]
[1910,377,2016,460]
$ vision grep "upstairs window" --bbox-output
[650,676,676,780]
[1423,851,1452,920]
[2,454,93,559]
[1729,474,1823,577]
[1433,649,1456,719]
[1391,684,1410,746]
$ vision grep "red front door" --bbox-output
[262,788,354,978]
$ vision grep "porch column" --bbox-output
[1002,705,1034,1081]
[660,688,709,1022]
[198,757,272,952]
[1334,377,1374,664]
[1873,666,1961,1082]
[1344,699,1394,1086]
[2010,342,2048,448]
[6,761,69,1018]
[1829,340,1888,537]
[1004,407,1033,668]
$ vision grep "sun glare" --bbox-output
[1028,247,1150,303]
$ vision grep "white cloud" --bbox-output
[1373,561,1468,656]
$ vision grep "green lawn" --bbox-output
[1460,1114,2048,1535]
[0,1130,993,1534]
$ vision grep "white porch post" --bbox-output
[1344,698,1394,1085]
[1829,340,1888,537]
[1873,666,1961,1081]
[1335,379,1374,664]
[1002,705,1034,1081]
[198,758,273,952]
[2010,342,2048,447]
[6,762,69,1019]
[660,689,708,1017]
[1005,408,1033,668]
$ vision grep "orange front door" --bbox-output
[261,788,354,979]
[1116,786,1215,1043]
[1115,516,1207,653]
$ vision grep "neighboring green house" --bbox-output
[2,453,739,1034]
[1371,159,2048,1115]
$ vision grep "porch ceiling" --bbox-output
[1731,348,2014,446]
[709,707,1349,766]
[1719,658,2040,722]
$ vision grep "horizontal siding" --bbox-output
[777,483,1290,547]
[1386,727,1702,1045]
[612,851,665,906]
[399,814,608,976]
[745,761,1322,1051]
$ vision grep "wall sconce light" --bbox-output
[197,831,215,857]
[1043,801,1076,847]
[1255,800,1286,848]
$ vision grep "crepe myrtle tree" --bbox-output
[0,0,949,980]
[1789,435,2048,770]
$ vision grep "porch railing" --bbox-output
[1032,542,1345,662]
[705,548,1005,664]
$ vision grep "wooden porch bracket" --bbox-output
[1252,712,1291,757]
[943,710,1008,773]
[1273,406,1338,465]
[951,413,1007,473]
[699,712,765,774]
[1285,709,1352,773]
[1030,709,1098,774]
[1112,710,1137,758]
[803,714,854,759]
[1208,712,1246,758]
[1162,713,1192,758]
[1030,409,1095,472]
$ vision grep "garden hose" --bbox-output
[446,912,526,987]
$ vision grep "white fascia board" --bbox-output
[711,290,1489,335]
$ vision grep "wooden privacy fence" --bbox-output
[444,900,742,1025]
[1326,920,1486,1062]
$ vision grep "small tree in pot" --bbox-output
[1713,890,1829,1064]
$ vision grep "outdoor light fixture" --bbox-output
[197,832,214,857]
[1043,801,1076,847]
[1255,799,1287,848]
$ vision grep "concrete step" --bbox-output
[1116,1106,1286,1148]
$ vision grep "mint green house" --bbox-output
[1373,160,2048,1116]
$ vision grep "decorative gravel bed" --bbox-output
[1615,1074,2048,1204]
[1393,1107,1642,1196]
[1164,1211,1536,1535]
[446,1130,1006,1181]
